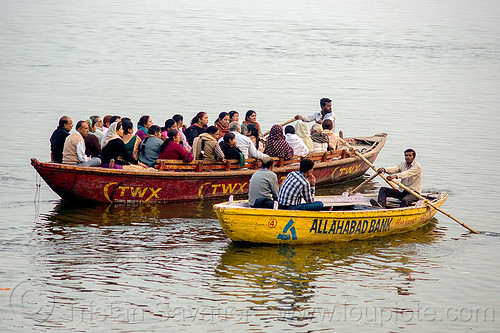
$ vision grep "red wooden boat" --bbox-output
[31,133,386,204]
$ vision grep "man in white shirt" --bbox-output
[63,121,101,167]
[284,125,310,157]
[370,149,422,208]
[295,97,335,132]
[224,122,269,160]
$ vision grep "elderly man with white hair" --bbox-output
[223,121,269,160]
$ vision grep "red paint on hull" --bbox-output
[32,134,386,204]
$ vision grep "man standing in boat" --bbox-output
[371,149,422,208]
[277,159,324,211]
[295,97,335,132]
[248,157,279,209]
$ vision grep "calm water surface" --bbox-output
[1,0,499,331]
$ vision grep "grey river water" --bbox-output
[1,0,500,331]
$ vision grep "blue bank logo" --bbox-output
[277,219,297,240]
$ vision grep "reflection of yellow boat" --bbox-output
[213,192,448,244]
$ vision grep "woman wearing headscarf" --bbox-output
[310,123,329,154]
[295,120,314,153]
[263,125,294,160]
[84,118,102,158]
[100,122,148,170]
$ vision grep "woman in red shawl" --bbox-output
[214,111,230,137]
[264,125,294,160]
[241,110,262,136]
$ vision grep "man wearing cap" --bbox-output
[248,157,279,209]
[278,158,324,211]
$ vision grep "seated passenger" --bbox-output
[102,115,112,135]
[90,115,104,143]
[220,132,244,163]
[214,112,230,138]
[322,119,339,151]
[173,114,191,152]
[101,122,148,170]
[310,123,329,154]
[158,129,194,162]
[241,110,262,136]
[284,125,310,157]
[139,125,163,167]
[192,126,225,161]
[161,119,177,140]
[228,110,239,123]
[295,120,314,153]
[263,124,294,160]
[278,158,324,211]
[135,115,153,141]
[84,118,102,159]
[62,120,101,167]
[50,116,73,163]
[121,119,142,160]
[225,122,268,160]
[248,157,279,209]
[184,112,208,146]
[246,123,265,152]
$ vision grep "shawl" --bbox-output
[295,120,314,152]
[263,125,294,160]
[101,122,121,149]
[310,123,329,143]
[215,121,229,137]
[310,133,330,143]
[192,133,225,161]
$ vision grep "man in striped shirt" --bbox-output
[278,159,324,211]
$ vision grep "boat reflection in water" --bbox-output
[41,199,218,226]
[213,221,445,322]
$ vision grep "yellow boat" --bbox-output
[213,192,448,244]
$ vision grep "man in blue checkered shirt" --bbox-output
[277,159,324,211]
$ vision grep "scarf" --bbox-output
[137,125,148,135]
[295,120,314,151]
[101,122,121,149]
[263,125,294,160]
[243,120,261,133]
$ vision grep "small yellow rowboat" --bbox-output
[213,192,448,244]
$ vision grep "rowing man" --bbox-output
[295,97,335,132]
[370,149,422,208]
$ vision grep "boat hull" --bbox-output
[32,134,386,204]
[214,193,448,244]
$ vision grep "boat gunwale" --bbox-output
[213,193,448,219]
[31,133,387,178]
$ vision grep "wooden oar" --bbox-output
[338,137,479,234]
[262,117,297,137]
[349,172,379,195]
[383,177,478,234]
[337,137,398,190]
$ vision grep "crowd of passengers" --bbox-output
[49,99,343,170]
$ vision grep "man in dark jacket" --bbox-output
[50,116,73,163]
